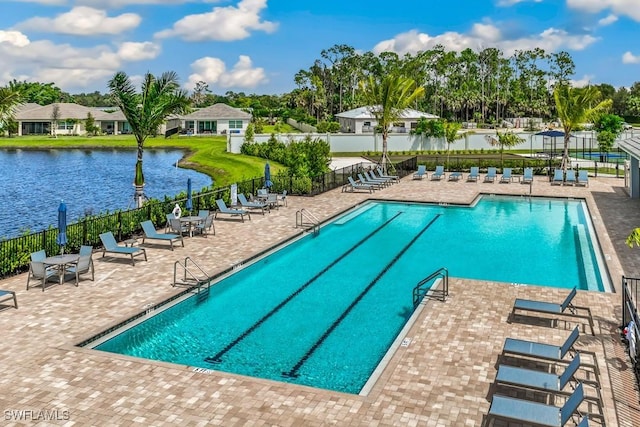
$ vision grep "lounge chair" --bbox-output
[376,167,399,183]
[215,199,250,222]
[413,165,427,180]
[0,290,17,309]
[141,220,183,250]
[99,232,147,266]
[448,171,463,181]
[238,193,269,215]
[67,245,94,283]
[511,287,594,335]
[488,382,585,427]
[358,173,385,189]
[431,165,445,180]
[26,249,58,291]
[484,167,497,182]
[577,170,589,187]
[467,166,480,182]
[193,214,215,236]
[503,326,580,362]
[552,169,564,185]
[522,167,534,184]
[364,170,391,186]
[345,176,374,193]
[500,168,513,183]
[496,352,582,393]
[565,170,577,185]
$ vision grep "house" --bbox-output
[15,103,131,136]
[619,136,640,198]
[335,106,438,134]
[173,103,252,135]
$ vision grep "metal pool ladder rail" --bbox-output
[173,257,210,293]
[296,209,320,236]
[413,267,449,307]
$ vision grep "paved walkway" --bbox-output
[0,172,639,426]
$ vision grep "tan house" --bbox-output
[335,106,438,134]
[170,103,252,135]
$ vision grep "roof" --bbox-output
[181,103,252,120]
[15,103,116,121]
[335,106,438,120]
[619,136,640,160]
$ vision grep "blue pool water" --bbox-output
[87,197,608,394]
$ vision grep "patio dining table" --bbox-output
[179,216,204,237]
[43,254,79,287]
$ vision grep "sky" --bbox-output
[1,0,640,96]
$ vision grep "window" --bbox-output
[57,121,74,130]
[229,120,243,129]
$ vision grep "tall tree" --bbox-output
[108,71,191,206]
[50,104,60,138]
[358,74,425,171]
[553,85,611,171]
[0,86,23,134]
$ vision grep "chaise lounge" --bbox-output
[238,193,269,215]
[0,289,17,309]
[345,176,374,193]
[511,286,595,335]
[99,232,147,266]
[496,352,582,393]
[215,199,250,222]
[141,220,184,250]
[413,165,427,179]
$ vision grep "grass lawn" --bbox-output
[0,135,285,187]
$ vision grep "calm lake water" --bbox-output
[3,149,212,238]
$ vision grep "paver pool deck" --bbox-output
[1,172,639,426]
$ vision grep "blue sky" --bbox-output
[0,0,639,96]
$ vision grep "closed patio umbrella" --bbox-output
[56,200,67,254]
[264,162,273,189]
[186,178,193,214]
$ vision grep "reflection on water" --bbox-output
[3,149,212,238]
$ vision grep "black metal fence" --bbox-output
[622,276,640,393]
[0,158,416,278]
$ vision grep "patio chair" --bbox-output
[215,199,250,222]
[198,209,210,218]
[565,170,577,185]
[496,352,582,393]
[26,249,58,291]
[67,245,95,283]
[358,173,385,190]
[0,290,17,309]
[141,220,183,250]
[552,169,564,185]
[467,166,480,182]
[277,190,287,207]
[413,165,427,180]
[511,287,594,335]
[99,232,147,266]
[365,170,391,186]
[165,212,175,232]
[238,193,269,215]
[500,167,513,183]
[522,167,534,184]
[344,176,374,193]
[488,382,585,427]
[431,165,445,180]
[375,167,399,183]
[169,218,190,236]
[484,167,497,182]
[577,170,589,187]
[193,214,215,237]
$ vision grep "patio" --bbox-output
[0,173,638,425]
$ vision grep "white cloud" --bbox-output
[570,75,594,87]
[17,6,141,36]
[497,0,542,6]
[156,0,278,41]
[622,51,640,64]
[186,55,267,90]
[598,14,618,26]
[117,41,161,61]
[567,0,640,22]
[373,25,598,57]
[0,30,30,47]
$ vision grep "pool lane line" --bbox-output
[281,213,442,379]
[204,211,404,364]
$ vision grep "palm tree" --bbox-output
[0,86,23,134]
[443,120,463,170]
[554,84,611,171]
[358,74,425,172]
[108,71,191,206]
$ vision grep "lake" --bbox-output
[2,149,212,238]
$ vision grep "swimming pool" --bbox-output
[82,196,609,394]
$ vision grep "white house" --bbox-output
[173,103,252,135]
[335,106,438,134]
